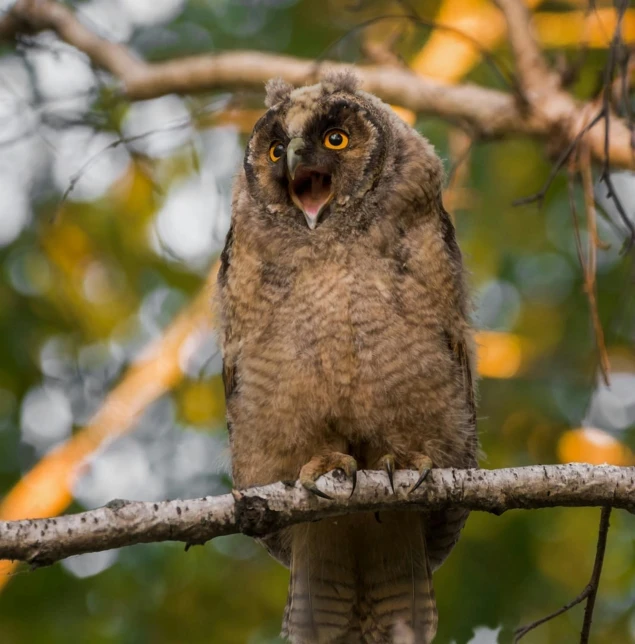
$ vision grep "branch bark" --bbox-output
[1,0,634,171]
[494,0,555,97]
[1,464,633,568]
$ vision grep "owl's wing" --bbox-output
[408,204,478,571]
[222,361,236,418]
[400,201,477,449]
[453,335,476,427]
[217,223,293,567]
[218,225,236,436]
[437,204,477,438]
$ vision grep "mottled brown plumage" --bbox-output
[216,71,477,643]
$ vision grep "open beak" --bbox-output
[286,138,333,230]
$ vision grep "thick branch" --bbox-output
[1,0,634,171]
[0,464,633,568]
[493,0,555,97]
[0,0,145,78]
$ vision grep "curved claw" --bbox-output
[378,454,396,494]
[302,479,333,500]
[408,455,433,495]
[348,466,357,498]
[338,455,358,498]
[409,467,431,494]
[299,452,357,500]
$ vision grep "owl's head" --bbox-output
[242,70,442,233]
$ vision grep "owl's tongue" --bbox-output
[290,168,333,229]
[304,173,328,215]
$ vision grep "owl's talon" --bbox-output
[302,480,333,500]
[299,452,358,499]
[409,467,431,494]
[344,465,357,498]
[378,454,396,494]
[408,454,433,495]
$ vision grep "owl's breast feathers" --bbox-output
[217,197,475,473]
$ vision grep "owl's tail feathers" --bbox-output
[281,512,438,644]
[356,512,438,643]
[282,519,357,643]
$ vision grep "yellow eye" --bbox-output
[269,142,285,162]
[323,130,349,150]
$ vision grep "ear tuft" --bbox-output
[264,78,293,108]
[321,68,361,95]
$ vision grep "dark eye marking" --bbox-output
[252,109,276,134]
[303,99,360,140]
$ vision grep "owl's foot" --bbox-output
[377,454,396,493]
[299,452,358,500]
[407,453,433,495]
[376,452,433,495]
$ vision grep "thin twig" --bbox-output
[599,0,635,250]
[445,130,476,212]
[58,115,196,204]
[568,156,585,271]
[580,143,611,385]
[314,13,516,92]
[513,110,605,207]
[515,584,591,642]
[580,507,612,643]
[514,506,612,643]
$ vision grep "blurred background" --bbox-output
[0,0,634,642]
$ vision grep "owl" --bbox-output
[216,70,477,644]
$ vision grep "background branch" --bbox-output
[580,506,611,644]
[0,464,633,568]
[1,0,633,171]
[514,506,612,643]
[494,0,555,97]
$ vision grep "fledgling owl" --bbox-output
[216,70,477,644]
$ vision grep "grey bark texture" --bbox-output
[0,464,632,568]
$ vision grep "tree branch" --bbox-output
[0,464,633,569]
[514,506,612,643]
[580,506,611,643]
[1,0,634,171]
[493,0,555,98]
[0,0,144,78]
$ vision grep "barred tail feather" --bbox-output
[425,507,470,572]
[282,513,437,644]
[283,519,357,643]
[357,512,437,643]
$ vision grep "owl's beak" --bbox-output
[286,138,333,230]
[286,138,305,180]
